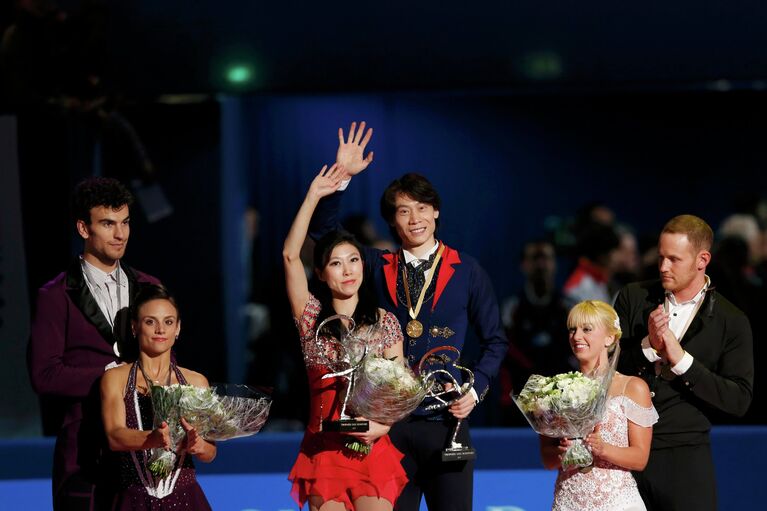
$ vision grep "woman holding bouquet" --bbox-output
[100,284,215,510]
[284,163,408,511]
[540,300,658,511]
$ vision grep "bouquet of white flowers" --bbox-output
[347,355,428,426]
[319,320,429,456]
[512,346,619,470]
[147,383,271,478]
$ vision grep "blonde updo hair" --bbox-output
[567,300,622,353]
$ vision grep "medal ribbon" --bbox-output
[402,243,445,323]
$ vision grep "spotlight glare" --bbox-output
[226,65,253,85]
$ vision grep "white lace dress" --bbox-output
[552,393,658,511]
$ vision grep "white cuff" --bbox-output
[641,336,661,362]
[671,351,694,375]
[469,387,479,404]
[337,178,351,191]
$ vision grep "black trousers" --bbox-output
[388,418,474,511]
[634,443,717,511]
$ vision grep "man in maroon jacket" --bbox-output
[27,177,160,510]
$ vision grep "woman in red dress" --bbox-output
[283,163,408,511]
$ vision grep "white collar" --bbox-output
[81,257,126,287]
[667,274,710,306]
[402,241,440,265]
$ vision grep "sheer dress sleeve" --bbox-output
[622,396,659,427]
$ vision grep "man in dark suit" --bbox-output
[615,214,753,511]
[27,177,159,510]
[310,122,508,511]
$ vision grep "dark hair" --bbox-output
[71,177,134,224]
[311,230,380,330]
[520,239,555,263]
[341,213,376,246]
[122,284,179,361]
[575,223,620,263]
[715,236,749,270]
[380,173,441,243]
[131,284,181,322]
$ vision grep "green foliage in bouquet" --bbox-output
[344,438,372,456]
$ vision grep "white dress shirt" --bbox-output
[641,276,710,375]
[403,241,440,267]
[80,258,129,329]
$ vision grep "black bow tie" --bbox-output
[409,251,438,272]
[403,251,440,302]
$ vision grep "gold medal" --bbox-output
[401,244,446,342]
[406,319,424,338]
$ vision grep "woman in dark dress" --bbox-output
[100,284,215,510]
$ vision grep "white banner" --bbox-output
[0,116,40,437]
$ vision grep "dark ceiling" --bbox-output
[101,1,767,95]
[2,1,765,101]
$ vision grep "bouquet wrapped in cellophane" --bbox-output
[512,345,619,471]
[347,354,428,425]
[321,320,429,455]
[148,383,271,479]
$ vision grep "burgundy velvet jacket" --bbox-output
[27,259,159,497]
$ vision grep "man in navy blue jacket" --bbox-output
[310,122,508,511]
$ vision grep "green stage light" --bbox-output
[226,64,254,85]
[519,51,563,81]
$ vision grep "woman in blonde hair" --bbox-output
[540,300,658,511]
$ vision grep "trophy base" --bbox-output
[322,419,369,432]
[441,446,476,462]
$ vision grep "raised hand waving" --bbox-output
[309,163,346,200]
[336,121,374,176]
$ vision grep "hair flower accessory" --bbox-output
[613,317,621,331]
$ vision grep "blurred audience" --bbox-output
[708,213,767,423]
[609,224,641,296]
[562,222,620,307]
[637,232,660,281]
[718,214,763,270]
[499,240,574,425]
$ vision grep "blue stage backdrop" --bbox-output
[225,91,767,305]
[219,92,767,398]
[1,427,764,510]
